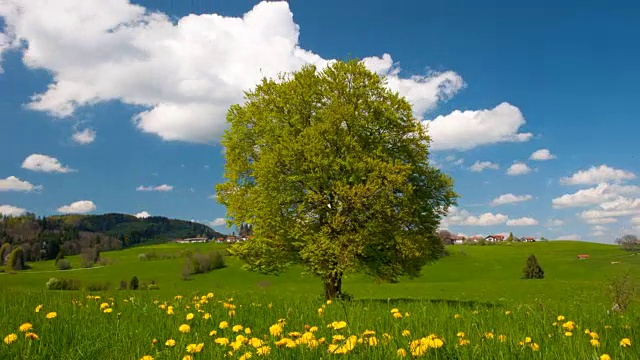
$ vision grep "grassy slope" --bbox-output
[1,241,638,306]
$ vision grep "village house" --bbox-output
[484,234,505,242]
[444,235,465,245]
[521,237,536,242]
[175,237,208,244]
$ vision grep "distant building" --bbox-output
[521,237,536,242]
[576,254,590,259]
[176,237,208,243]
[485,234,505,242]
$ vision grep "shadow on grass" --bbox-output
[353,297,500,308]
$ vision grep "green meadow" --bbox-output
[0,241,638,359]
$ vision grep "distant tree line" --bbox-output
[0,213,225,266]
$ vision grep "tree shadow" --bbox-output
[353,297,500,309]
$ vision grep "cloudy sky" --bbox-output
[0,0,638,241]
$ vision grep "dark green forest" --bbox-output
[0,213,225,263]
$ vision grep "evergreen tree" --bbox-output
[522,254,545,279]
[507,232,514,242]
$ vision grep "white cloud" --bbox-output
[71,128,96,144]
[490,193,532,206]
[0,176,42,192]
[209,218,226,227]
[579,197,640,221]
[506,217,538,226]
[552,183,640,209]
[469,161,499,172]
[560,165,636,185]
[57,200,96,214]
[442,207,508,227]
[0,204,27,216]
[0,1,463,143]
[423,103,532,151]
[632,216,640,225]
[21,154,74,173]
[529,148,556,161]
[590,230,606,237]
[557,234,581,240]
[135,211,150,219]
[136,184,173,192]
[592,225,608,231]
[546,218,564,227]
[506,162,531,176]
[586,217,617,224]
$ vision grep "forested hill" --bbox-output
[0,213,226,262]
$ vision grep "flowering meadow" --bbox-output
[0,290,637,360]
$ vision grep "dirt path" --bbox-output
[0,265,105,275]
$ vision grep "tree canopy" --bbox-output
[215,60,458,299]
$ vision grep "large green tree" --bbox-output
[216,60,458,299]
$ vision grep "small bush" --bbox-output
[181,250,226,279]
[8,247,25,270]
[522,254,545,279]
[130,276,139,290]
[607,271,637,312]
[55,251,64,265]
[86,282,110,292]
[137,253,147,261]
[147,283,160,290]
[56,259,72,270]
[46,277,80,290]
[119,280,128,290]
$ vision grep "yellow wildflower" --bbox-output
[239,352,252,360]
[600,355,612,360]
[232,324,243,332]
[565,331,573,337]
[620,338,631,347]
[215,338,230,346]
[179,324,191,333]
[182,356,193,360]
[103,308,113,314]
[139,356,153,360]
[25,332,38,340]
[186,313,194,321]
[219,321,229,329]
[185,343,204,353]
[256,346,271,356]
[203,313,211,320]
[35,305,43,313]
[19,323,33,332]
[557,315,565,321]
[209,330,217,336]
[397,348,407,357]
[4,333,17,344]
[591,339,600,347]
[165,339,176,347]
[401,330,411,337]
[46,312,57,319]
[530,343,540,351]
[269,324,282,336]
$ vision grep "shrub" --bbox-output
[522,254,545,279]
[0,243,10,265]
[607,271,637,312]
[45,277,80,290]
[86,282,110,292]
[130,276,139,290]
[181,250,226,279]
[55,251,64,265]
[7,247,25,270]
[80,248,97,268]
[119,280,128,290]
[56,259,72,270]
[137,253,147,261]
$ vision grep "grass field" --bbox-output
[0,240,638,359]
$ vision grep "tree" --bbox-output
[615,234,640,252]
[437,229,453,245]
[130,276,139,290]
[0,243,10,265]
[7,247,25,270]
[507,232,514,242]
[522,254,545,279]
[215,60,458,299]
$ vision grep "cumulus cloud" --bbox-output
[0,1,464,143]
[592,225,608,231]
[0,204,27,216]
[551,183,640,209]
[560,165,636,185]
[506,217,538,226]
[135,211,150,219]
[585,217,617,224]
[57,200,96,214]
[557,234,581,240]
[0,176,42,192]
[579,197,640,221]
[529,148,556,161]
[506,162,531,176]
[469,161,499,172]
[71,128,96,144]
[21,154,74,173]
[209,218,226,227]
[442,207,508,227]
[590,230,606,237]
[546,218,564,227]
[490,193,532,206]
[423,103,532,151]
[136,184,173,192]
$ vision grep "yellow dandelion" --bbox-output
[239,352,252,360]
[498,335,507,342]
[4,333,17,345]
[456,332,465,337]
[269,324,283,337]
[393,312,403,319]
[257,346,270,356]
[45,312,57,319]
[18,323,33,332]
[530,343,540,351]
[25,332,39,340]
[591,339,600,347]
[401,330,411,337]
[600,355,611,360]
[35,305,43,313]
[165,339,176,347]
[244,327,252,334]
[397,348,407,357]
[219,321,229,329]
[186,313,194,321]
[309,326,318,332]
[232,324,244,332]
[185,343,204,353]
[565,331,573,337]
[100,303,110,310]
[454,314,461,319]
[203,313,211,320]
[215,337,230,346]
[139,356,153,360]
[557,315,565,321]
[178,324,191,333]
[620,338,631,347]
[485,332,495,339]
[590,332,600,339]
[209,330,217,336]
[182,356,193,360]
[103,308,113,314]
[458,338,470,346]
[326,300,332,305]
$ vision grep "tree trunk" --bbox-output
[324,271,343,300]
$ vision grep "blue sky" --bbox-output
[1,0,639,241]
